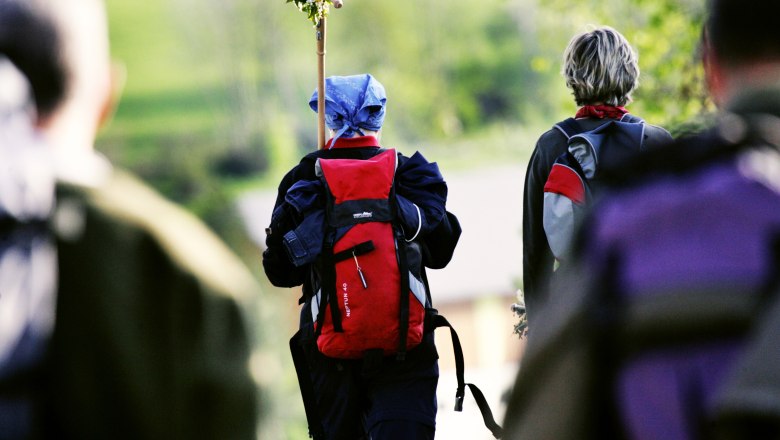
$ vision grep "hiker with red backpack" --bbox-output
[522,26,672,322]
[263,74,501,440]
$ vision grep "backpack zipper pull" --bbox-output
[353,251,368,289]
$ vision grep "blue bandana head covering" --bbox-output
[309,74,387,148]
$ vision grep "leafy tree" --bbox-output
[531,0,712,129]
[103,0,712,241]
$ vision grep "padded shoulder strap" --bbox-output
[556,115,644,139]
[554,118,584,139]
[620,113,644,124]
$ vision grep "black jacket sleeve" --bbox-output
[421,210,461,269]
[262,166,308,288]
[522,131,561,315]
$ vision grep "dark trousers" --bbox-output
[301,327,439,440]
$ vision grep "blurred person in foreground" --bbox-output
[0,0,259,438]
[521,26,672,323]
[503,1,780,439]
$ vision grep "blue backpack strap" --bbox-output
[620,113,644,124]
[617,114,647,150]
[556,116,644,139]
[554,118,584,139]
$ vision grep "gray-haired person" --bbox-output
[504,1,780,438]
[521,25,672,322]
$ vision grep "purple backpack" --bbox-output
[503,118,780,439]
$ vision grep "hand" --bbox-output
[332,0,343,8]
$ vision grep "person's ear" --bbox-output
[98,60,126,129]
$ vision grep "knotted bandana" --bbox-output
[309,74,387,147]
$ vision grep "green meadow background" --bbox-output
[100,0,709,436]
[102,0,709,234]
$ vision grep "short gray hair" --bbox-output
[562,26,639,107]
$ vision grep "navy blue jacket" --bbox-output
[263,136,461,295]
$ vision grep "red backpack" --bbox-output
[312,148,425,359]
[290,148,503,439]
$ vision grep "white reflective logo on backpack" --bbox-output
[353,211,373,219]
[342,282,351,317]
[311,285,352,321]
[311,289,321,323]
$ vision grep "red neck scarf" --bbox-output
[575,105,628,120]
[325,135,381,149]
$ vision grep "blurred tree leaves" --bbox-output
[535,0,711,128]
[287,0,333,25]
[101,0,711,244]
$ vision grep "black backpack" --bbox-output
[542,115,645,260]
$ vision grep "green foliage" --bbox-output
[100,0,712,266]
[535,0,713,128]
[101,0,710,248]
[287,0,333,25]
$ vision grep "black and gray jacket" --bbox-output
[522,115,672,318]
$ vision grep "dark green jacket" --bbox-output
[37,169,259,439]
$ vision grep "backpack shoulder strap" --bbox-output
[620,113,644,124]
[427,310,503,439]
[556,115,643,139]
[554,118,584,140]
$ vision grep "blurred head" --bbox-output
[0,0,116,149]
[309,73,386,144]
[562,26,639,107]
[704,0,780,105]
[0,0,65,121]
